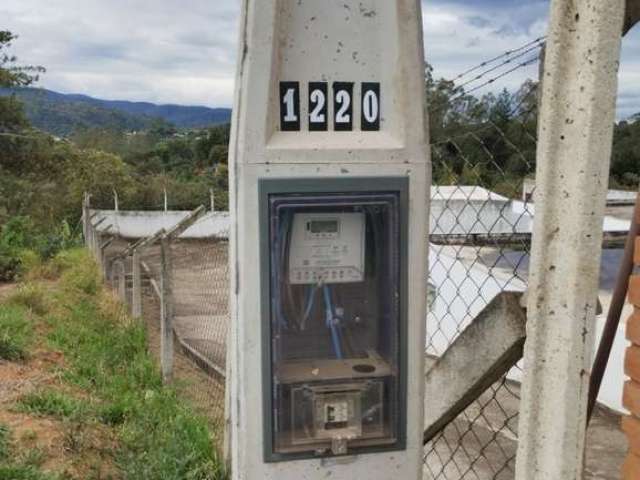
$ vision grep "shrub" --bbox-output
[0,304,31,361]
[0,424,10,461]
[0,217,82,281]
[7,283,48,316]
[16,391,86,420]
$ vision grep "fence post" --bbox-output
[515,1,626,479]
[132,249,142,318]
[117,260,126,302]
[82,193,90,245]
[160,234,174,384]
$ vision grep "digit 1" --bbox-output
[309,82,328,131]
[279,81,300,131]
[333,82,354,132]
[361,83,380,131]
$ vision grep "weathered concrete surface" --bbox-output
[91,210,230,239]
[516,1,626,479]
[424,292,526,443]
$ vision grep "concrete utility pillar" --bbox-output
[227,1,430,479]
[515,1,626,479]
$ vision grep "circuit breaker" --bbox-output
[260,178,408,461]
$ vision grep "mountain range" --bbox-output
[0,87,232,137]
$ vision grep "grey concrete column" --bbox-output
[117,261,126,303]
[132,250,142,318]
[515,1,625,479]
[160,235,174,384]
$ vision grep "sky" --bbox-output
[2,0,640,118]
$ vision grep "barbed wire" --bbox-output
[455,43,544,91]
[449,36,546,84]
[451,55,540,100]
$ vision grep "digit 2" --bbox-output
[279,81,300,131]
[333,82,354,132]
[308,82,328,131]
[361,83,380,131]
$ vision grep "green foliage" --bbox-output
[45,250,226,479]
[0,424,9,461]
[0,87,231,137]
[0,464,60,480]
[6,283,48,315]
[0,87,170,137]
[426,67,539,192]
[0,94,29,133]
[0,304,31,361]
[0,217,81,281]
[0,32,45,88]
[611,119,640,188]
[58,249,100,295]
[16,391,86,420]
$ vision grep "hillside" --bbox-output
[0,87,232,136]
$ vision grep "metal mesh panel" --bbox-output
[423,112,537,478]
[99,224,230,454]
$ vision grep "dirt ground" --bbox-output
[0,282,16,301]
[0,345,118,478]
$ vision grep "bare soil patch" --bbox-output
[0,282,16,301]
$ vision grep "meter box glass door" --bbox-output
[259,177,408,461]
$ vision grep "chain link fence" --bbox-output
[84,206,231,456]
[81,39,551,480]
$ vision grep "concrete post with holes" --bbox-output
[228,1,430,478]
[82,193,90,245]
[514,1,626,479]
[160,234,174,384]
[117,260,126,302]
[132,250,142,318]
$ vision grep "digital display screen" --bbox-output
[308,220,339,234]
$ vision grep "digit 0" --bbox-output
[361,83,380,131]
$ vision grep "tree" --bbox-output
[0,31,45,133]
[0,31,45,88]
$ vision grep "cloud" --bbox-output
[1,0,639,118]
[1,0,240,107]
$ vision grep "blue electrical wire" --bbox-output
[300,285,317,330]
[323,285,343,359]
[274,212,292,329]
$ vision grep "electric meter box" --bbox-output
[260,178,408,461]
[288,212,366,285]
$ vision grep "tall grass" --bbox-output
[0,304,32,361]
[45,249,226,480]
[16,391,87,420]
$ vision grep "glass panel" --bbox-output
[268,192,402,458]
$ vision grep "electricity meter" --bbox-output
[260,178,408,461]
